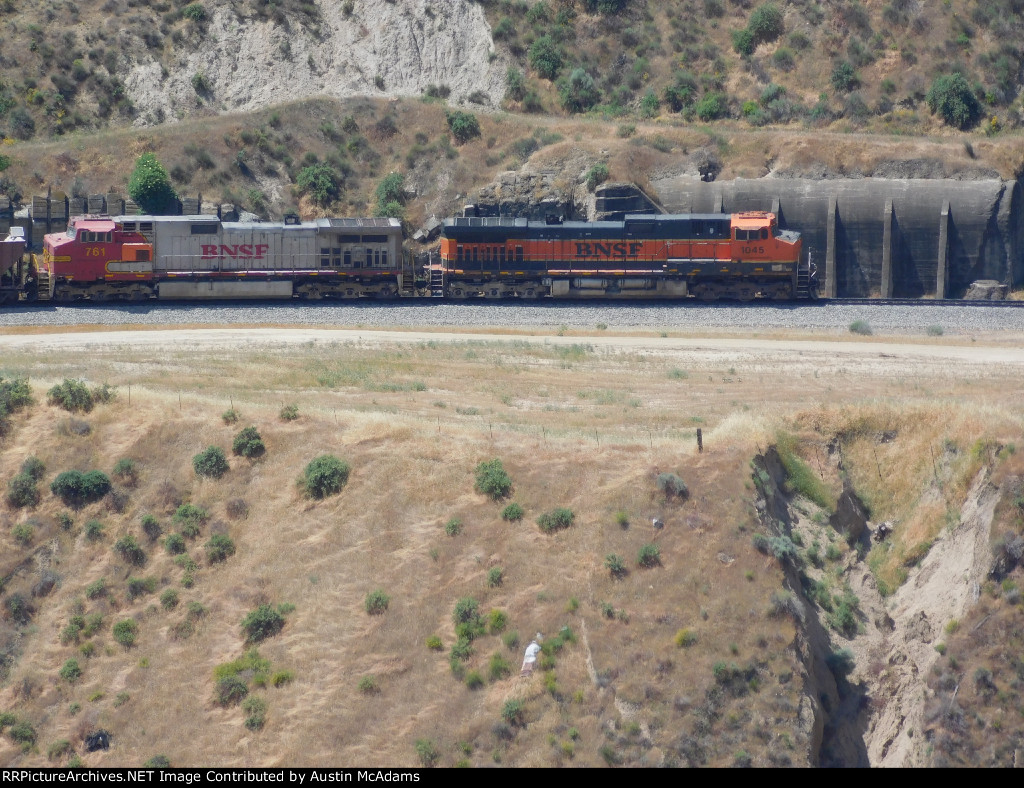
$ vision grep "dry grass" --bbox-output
[0,328,1022,766]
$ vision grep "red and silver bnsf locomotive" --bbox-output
[438,211,813,300]
[35,214,405,301]
[0,209,814,302]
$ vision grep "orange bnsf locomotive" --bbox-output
[35,214,405,301]
[439,211,814,300]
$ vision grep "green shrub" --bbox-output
[465,670,484,689]
[559,68,601,113]
[12,522,32,545]
[675,628,698,647]
[830,60,859,93]
[6,474,39,509]
[604,553,627,577]
[528,34,562,80]
[415,739,439,768]
[222,408,239,425]
[585,162,610,191]
[59,659,82,682]
[501,502,523,521]
[506,67,525,101]
[0,377,32,419]
[9,720,36,747]
[205,533,236,563]
[364,589,390,615]
[114,535,146,565]
[92,384,117,404]
[656,472,689,499]
[537,507,574,533]
[112,618,138,648]
[849,319,872,336]
[374,172,406,215]
[164,533,186,554]
[637,543,661,568]
[20,456,45,480]
[5,593,33,624]
[270,670,294,687]
[487,567,504,587]
[614,510,629,528]
[113,458,138,486]
[51,470,111,507]
[85,578,106,599]
[425,635,443,651]
[232,426,265,459]
[141,514,161,541]
[126,576,156,600]
[0,711,16,729]
[926,72,982,130]
[695,92,728,121]
[215,675,248,706]
[57,512,73,531]
[242,695,267,729]
[279,404,299,421]
[452,597,480,628]
[241,604,286,643]
[173,503,209,537]
[474,459,512,500]
[501,699,524,726]
[300,455,350,499]
[488,652,512,681]
[160,589,179,610]
[444,517,462,537]
[47,739,74,760]
[47,379,93,413]
[487,609,508,634]
[192,446,228,479]
[182,2,206,22]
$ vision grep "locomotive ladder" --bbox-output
[35,269,51,301]
[795,254,813,299]
[429,251,445,297]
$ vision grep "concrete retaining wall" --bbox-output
[649,175,1024,298]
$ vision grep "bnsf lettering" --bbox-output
[200,244,270,259]
[574,242,644,257]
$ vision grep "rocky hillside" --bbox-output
[1,0,1024,224]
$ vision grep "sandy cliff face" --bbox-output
[124,0,506,125]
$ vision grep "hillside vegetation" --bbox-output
[1,330,1024,766]
[1,0,1023,222]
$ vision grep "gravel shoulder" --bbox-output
[2,301,1024,336]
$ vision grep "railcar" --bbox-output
[36,214,406,301]
[0,227,28,304]
[438,211,814,300]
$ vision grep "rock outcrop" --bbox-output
[124,0,506,126]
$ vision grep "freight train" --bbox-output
[0,209,814,302]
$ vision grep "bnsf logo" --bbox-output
[200,244,270,259]
[575,242,644,257]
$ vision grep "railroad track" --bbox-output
[826,298,1024,308]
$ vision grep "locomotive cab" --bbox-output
[730,212,799,262]
[40,217,155,300]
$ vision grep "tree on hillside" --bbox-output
[296,163,342,206]
[446,111,481,144]
[559,69,601,114]
[926,72,982,130]
[528,35,563,81]
[375,172,405,218]
[128,154,177,215]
